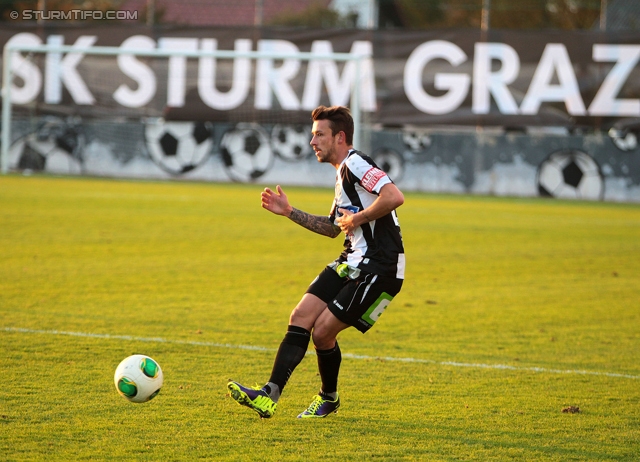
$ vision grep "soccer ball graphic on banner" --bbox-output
[372,148,405,182]
[220,123,274,182]
[270,124,313,161]
[608,127,638,152]
[114,355,164,403]
[537,150,604,200]
[8,117,83,174]
[402,129,431,152]
[145,119,214,175]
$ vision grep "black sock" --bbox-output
[316,341,342,396]
[268,325,311,394]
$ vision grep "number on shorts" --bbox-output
[362,292,393,325]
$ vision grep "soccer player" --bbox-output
[228,105,405,418]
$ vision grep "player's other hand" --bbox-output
[336,207,357,234]
[261,185,293,217]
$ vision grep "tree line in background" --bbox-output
[0,0,607,30]
[377,0,602,30]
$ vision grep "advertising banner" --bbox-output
[1,24,639,201]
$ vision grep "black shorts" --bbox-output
[306,266,403,333]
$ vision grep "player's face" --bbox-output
[310,119,339,164]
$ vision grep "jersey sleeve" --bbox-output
[345,153,392,194]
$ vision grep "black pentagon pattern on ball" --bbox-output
[221,149,233,167]
[10,118,84,173]
[159,132,179,156]
[537,150,604,200]
[244,134,261,156]
[270,124,312,162]
[538,183,552,197]
[372,148,405,182]
[562,160,583,188]
[146,120,214,175]
[192,122,211,145]
[56,129,79,154]
[220,123,275,182]
[220,148,266,178]
[17,144,46,170]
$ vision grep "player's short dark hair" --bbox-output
[311,106,354,145]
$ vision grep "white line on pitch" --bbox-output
[3,326,639,380]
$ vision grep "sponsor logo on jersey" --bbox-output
[336,205,360,216]
[361,167,386,192]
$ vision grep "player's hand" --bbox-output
[336,207,358,235]
[261,185,293,217]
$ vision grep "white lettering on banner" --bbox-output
[302,40,376,111]
[589,45,640,116]
[404,40,638,118]
[5,33,42,104]
[198,39,252,110]
[520,44,586,115]
[472,43,520,114]
[404,40,471,115]
[5,32,638,119]
[255,39,302,110]
[158,37,199,107]
[113,35,157,108]
[44,35,97,105]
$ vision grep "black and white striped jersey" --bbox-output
[329,149,405,280]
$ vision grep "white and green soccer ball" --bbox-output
[114,355,163,403]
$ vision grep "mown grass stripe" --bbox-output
[4,326,639,380]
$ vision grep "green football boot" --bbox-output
[227,381,277,419]
[297,393,340,419]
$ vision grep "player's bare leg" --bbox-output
[289,293,329,330]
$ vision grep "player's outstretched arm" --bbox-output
[261,185,341,238]
[289,208,341,238]
[261,185,292,216]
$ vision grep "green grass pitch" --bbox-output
[1,174,639,461]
